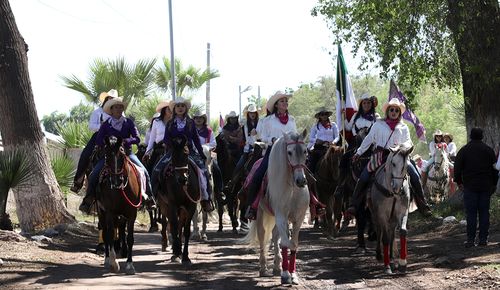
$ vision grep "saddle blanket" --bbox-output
[129,161,147,200]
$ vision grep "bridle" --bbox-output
[286,140,307,171]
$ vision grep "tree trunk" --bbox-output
[446,0,500,147]
[0,0,74,232]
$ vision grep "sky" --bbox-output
[10,0,367,120]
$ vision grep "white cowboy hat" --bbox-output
[433,129,443,137]
[155,100,171,113]
[192,110,207,121]
[225,111,239,123]
[266,91,292,113]
[443,132,453,141]
[244,103,258,114]
[103,97,125,115]
[168,97,191,112]
[358,93,378,108]
[382,98,406,115]
[98,89,119,104]
[314,106,333,118]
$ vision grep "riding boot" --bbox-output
[346,178,369,216]
[70,174,85,193]
[79,188,95,214]
[412,181,432,217]
[244,182,260,220]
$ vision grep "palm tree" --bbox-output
[155,57,220,97]
[0,148,33,230]
[61,57,157,110]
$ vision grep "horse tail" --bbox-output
[240,220,259,247]
[240,210,274,248]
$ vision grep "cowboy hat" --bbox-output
[314,106,333,118]
[98,89,119,104]
[358,93,378,108]
[192,110,207,120]
[266,91,292,113]
[155,100,171,113]
[225,111,239,123]
[244,103,259,114]
[103,97,125,115]
[433,129,443,137]
[412,154,422,161]
[443,132,453,141]
[382,98,406,115]
[168,97,191,112]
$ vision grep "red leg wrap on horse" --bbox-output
[383,244,390,266]
[281,247,289,271]
[400,236,407,260]
[289,250,297,273]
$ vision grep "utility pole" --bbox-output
[168,0,176,100]
[206,43,211,121]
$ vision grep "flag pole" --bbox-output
[338,45,347,153]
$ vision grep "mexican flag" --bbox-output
[336,44,358,143]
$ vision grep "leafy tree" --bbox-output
[127,94,164,135]
[313,0,500,146]
[41,111,68,134]
[155,57,220,96]
[68,102,94,123]
[61,57,157,110]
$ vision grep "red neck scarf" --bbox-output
[320,120,332,129]
[385,118,399,131]
[276,112,289,125]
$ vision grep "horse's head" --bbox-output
[104,136,126,189]
[385,145,413,194]
[433,143,448,171]
[320,144,344,180]
[354,127,370,147]
[283,129,308,188]
[170,135,190,185]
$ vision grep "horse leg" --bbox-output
[217,198,224,233]
[147,209,156,232]
[355,208,367,254]
[161,214,168,252]
[118,221,128,258]
[125,217,136,275]
[168,207,181,262]
[399,212,409,273]
[382,229,392,274]
[288,220,303,285]
[191,207,201,240]
[102,213,111,269]
[272,226,282,276]
[332,195,343,235]
[228,195,239,234]
[182,216,192,265]
[201,211,208,241]
[257,212,272,277]
[106,214,120,273]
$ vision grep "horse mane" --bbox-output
[317,145,343,179]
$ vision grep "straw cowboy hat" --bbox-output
[443,132,453,141]
[244,103,259,114]
[225,111,239,123]
[382,98,406,115]
[155,100,171,113]
[314,106,333,118]
[412,154,423,161]
[358,93,378,108]
[168,97,191,112]
[192,110,207,122]
[98,89,119,104]
[103,97,125,115]
[433,129,443,137]
[266,91,292,113]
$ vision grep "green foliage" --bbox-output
[57,121,93,149]
[0,147,33,215]
[312,0,462,96]
[68,102,94,123]
[49,152,75,190]
[60,57,157,110]
[41,111,68,134]
[209,118,220,133]
[127,94,164,135]
[155,57,220,96]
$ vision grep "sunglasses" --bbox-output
[389,107,400,113]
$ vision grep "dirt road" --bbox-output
[1,215,499,289]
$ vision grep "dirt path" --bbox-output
[1,215,499,289]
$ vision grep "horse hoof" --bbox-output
[291,272,300,285]
[273,268,281,276]
[232,229,238,234]
[191,232,201,240]
[104,257,110,269]
[384,267,393,275]
[259,270,273,277]
[354,246,366,254]
[390,262,397,272]
[281,271,292,285]
[171,256,181,263]
[182,258,192,266]
[125,262,135,275]
[217,228,223,233]
[399,264,407,273]
[148,225,159,233]
[110,262,120,273]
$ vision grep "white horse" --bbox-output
[426,144,450,204]
[192,145,212,241]
[369,145,413,274]
[242,130,310,285]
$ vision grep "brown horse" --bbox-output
[97,136,142,274]
[141,142,165,233]
[314,144,343,238]
[158,135,200,265]
[214,133,241,233]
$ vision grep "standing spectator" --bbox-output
[454,128,498,248]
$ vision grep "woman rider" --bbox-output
[154,97,214,212]
[307,106,339,174]
[143,100,172,170]
[421,130,447,188]
[79,97,155,213]
[221,111,244,161]
[71,89,118,193]
[335,93,379,196]
[346,98,432,217]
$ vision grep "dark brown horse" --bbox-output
[97,136,142,274]
[141,142,165,233]
[214,133,241,233]
[158,135,200,265]
[314,144,343,238]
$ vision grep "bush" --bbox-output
[57,121,93,149]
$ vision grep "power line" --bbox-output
[37,0,111,24]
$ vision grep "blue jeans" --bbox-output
[463,189,491,242]
[74,132,97,182]
[87,153,152,198]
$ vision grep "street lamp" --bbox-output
[239,85,252,117]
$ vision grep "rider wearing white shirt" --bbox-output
[444,133,457,161]
[307,107,339,173]
[144,100,172,160]
[346,98,432,217]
